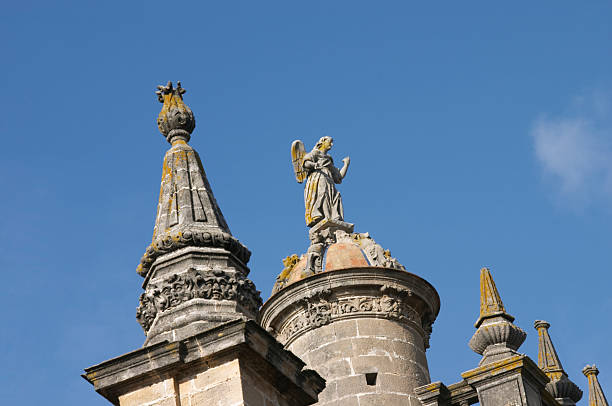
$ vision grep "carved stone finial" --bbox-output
[535,320,583,405]
[475,267,513,328]
[468,268,526,365]
[583,365,610,406]
[156,81,195,143]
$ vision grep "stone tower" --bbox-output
[83,82,324,406]
[260,136,441,405]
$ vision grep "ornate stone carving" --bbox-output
[272,254,301,295]
[156,81,195,143]
[469,268,526,365]
[421,311,435,349]
[291,138,350,227]
[277,292,422,345]
[136,268,262,332]
[137,227,251,277]
[349,232,405,270]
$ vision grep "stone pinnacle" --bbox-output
[468,267,526,365]
[583,365,609,406]
[534,320,582,405]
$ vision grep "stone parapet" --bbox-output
[260,267,440,405]
[417,355,559,406]
[83,319,325,406]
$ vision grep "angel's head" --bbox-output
[315,136,333,152]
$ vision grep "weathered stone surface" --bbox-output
[272,227,406,293]
[469,268,526,366]
[260,267,439,405]
[137,263,262,344]
[534,320,582,405]
[583,365,609,406]
[460,355,557,406]
[83,319,325,406]
[291,138,350,227]
[132,88,262,345]
[325,242,368,271]
[415,267,560,406]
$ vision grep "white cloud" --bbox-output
[530,92,612,206]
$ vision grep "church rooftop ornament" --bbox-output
[468,267,526,365]
[534,320,583,405]
[272,137,406,293]
[155,81,195,143]
[583,365,610,406]
[134,82,260,345]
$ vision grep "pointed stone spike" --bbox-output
[584,365,610,406]
[535,320,566,376]
[534,321,582,405]
[475,267,514,327]
[469,267,526,365]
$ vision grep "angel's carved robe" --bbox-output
[303,149,344,226]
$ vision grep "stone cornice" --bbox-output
[260,267,440,348]
[460,354,550,388]
[82,319,325,405]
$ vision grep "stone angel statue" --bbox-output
[291,136,350,227]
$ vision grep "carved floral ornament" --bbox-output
[136,227,251,277]
[136,267,262,332]
[273,285,434,349]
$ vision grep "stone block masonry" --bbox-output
[260,267,440,405]
[83,320,325,406]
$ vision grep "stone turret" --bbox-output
[583,365,609,406]
[534,320,582,405]
[261,143,440,405]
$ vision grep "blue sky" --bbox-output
[1,1,610,404]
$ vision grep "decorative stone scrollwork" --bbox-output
[421,312,435,349]
[136,268,262,332]
[137,227,251,277]
[277,293,422,345]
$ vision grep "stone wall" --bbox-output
[287,317,430,405]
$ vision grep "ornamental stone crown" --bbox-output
[156,81,195,143]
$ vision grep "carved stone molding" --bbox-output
[261,268,439,353]
[137,267,262,332]
[276,292,426,345]
[137,227,251,277]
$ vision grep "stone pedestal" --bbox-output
[138,246,261,346]
[83,320,325,406]
[260,267,440,405]
[461,355,557,406]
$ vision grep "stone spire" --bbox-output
[583,365,610,406]
[534,320,582,405]
[136,81,250,277]
[135,82,261,346]
[468,267,526,365]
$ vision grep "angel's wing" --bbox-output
[291,140,307,183]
